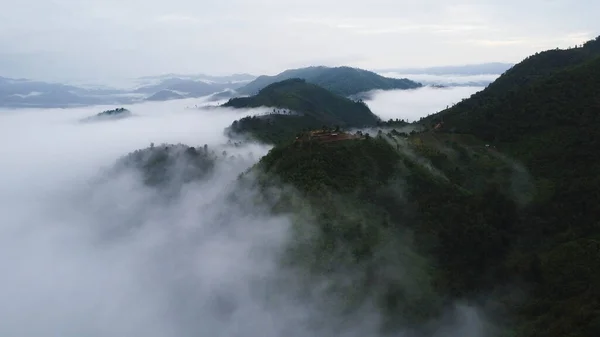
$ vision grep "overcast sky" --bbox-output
[1,0,598,82]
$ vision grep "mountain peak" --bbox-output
[238,66,421,96]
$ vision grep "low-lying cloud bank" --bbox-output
[0,98,285,336]
[364,86,484,122]
[379,73,500,87]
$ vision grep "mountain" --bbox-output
[137,73,256,83]
[239,126,529,334]
[110,36,600,337]
[416,35,600,337]
[227,36,600,337]
[0,76,139,108]
[237,66,421,96]
[248,136,445,331]
[135,77,248,101]
[134,78,221,95]
[224,78,380,143]
[206,89,237,102]
[380,62,515,75]
[145,90,185,101]
[0,77,89,107]
[421,36,600,141]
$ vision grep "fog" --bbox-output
[0,98,290,336]
[0,87,490,336]
[364,86,484,122]
[379,73,500,86]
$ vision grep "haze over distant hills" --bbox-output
[137,73,256,83]
[1,64,510,108]
[0,76,139,108]
[1,65,421,108]
[378,62,514,75]
[0,74,253,108]
[378,63,515,87]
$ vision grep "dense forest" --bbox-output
[412,35,600,337]
[238,66,421,96]
[97,107,130,116]
[224,78,381,143]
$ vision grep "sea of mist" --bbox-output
[378,73,500,87]
[364,86,485,122]
[0,88,493,336]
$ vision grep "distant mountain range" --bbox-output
[0,64,511,108]
[133,77,246,98]
[237,66,421,96]
[137,73,256,83]
[0,76,139,108]
[0,74,254,108]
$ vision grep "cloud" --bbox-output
[381,73,500,85]
[364,86,485,122]
[291,17,494,36]
[467,39,530,47]
[155,14,201,24]
[0,98,284,336]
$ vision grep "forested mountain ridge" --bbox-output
[240,130,525,335]
[422,35,600,140]
[237,66,421,96]
[224,78,380,144]
[417,35,600,337]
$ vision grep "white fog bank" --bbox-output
[365,86,484,122]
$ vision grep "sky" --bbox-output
[0,0,598,82]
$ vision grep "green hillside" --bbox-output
[422,36,600,141]
[238,66,421,96]
[242,131,523,334]
[224,78,380,144]
[418,35,600,337]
